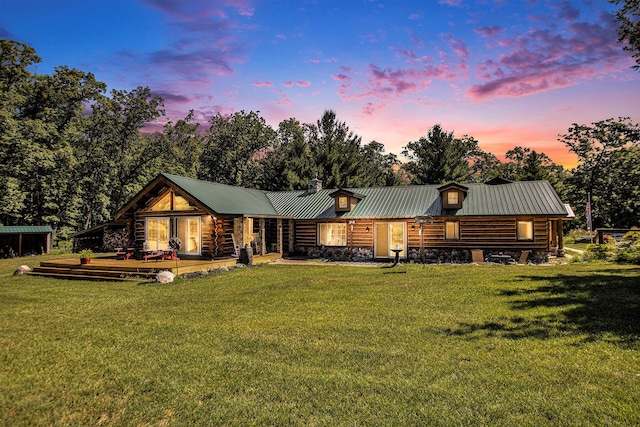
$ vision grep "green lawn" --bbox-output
[1,256,639,426]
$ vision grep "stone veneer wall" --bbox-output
[293,246,549,264]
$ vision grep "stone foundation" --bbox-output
[293,246,549,264]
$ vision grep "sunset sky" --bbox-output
[2,0,639,167]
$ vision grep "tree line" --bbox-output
[1,39,639,242]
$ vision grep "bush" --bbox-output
[582,230,640,264]
[616,230,640,264]
[583,240,618,261]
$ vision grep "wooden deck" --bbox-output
[28,252,283,282]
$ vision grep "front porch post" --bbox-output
[288,219,295,253]
[556,220,565,257]
[550,220,558,252]
[234,217,244,253]
[277,219,283,254]
[259,218,267,255]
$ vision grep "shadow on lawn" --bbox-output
[446,267,640,347]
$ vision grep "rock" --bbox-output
[13,265,31,275]
[156,270,175,283]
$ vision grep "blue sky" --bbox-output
[2,0,639,166]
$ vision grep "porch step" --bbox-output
[28,266,156,282]
[38,261,166,274]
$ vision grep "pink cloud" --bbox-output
[276,91,292,106]
[362,102,387,116]
[308,58,320,63]
[253,81,274,87]
[120,0,253,88]
[331,74,351,82]
[283,81,294,88]
[296,81,311,87]
[467,9,631,101]
[475,26,503,38]
[447,35,470,59]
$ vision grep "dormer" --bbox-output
[329,189,365,213]
[437,183,468,210]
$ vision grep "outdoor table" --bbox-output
[490,254,512,264]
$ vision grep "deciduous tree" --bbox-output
[200,111,277,188]
[611,0,640,70]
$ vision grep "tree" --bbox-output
[200,111,277,188]
[153,110,204,178]
[0,39,108,237]
[559,117,640,228]
[611,0,640,70]
[257,118,314,191]
[469,151,503,182]
[305,110,367,188]
[599,146,640,227]
[74,86,164,228]
[401,124,480,184]
[360,140,403,186]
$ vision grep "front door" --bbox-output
[176,217,201,255]
[374,222,406,259]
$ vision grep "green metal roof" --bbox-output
[148,174,570,220]
[0,226,53,234]
[266,181,569,219]
[162,173,279,216]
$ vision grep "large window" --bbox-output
[517,220,534,240]
[146,218,170,250]
[318,223,347,246]
[445,221,460,240]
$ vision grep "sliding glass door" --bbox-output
[176,217,201,255]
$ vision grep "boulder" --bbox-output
[13,265,31,275]
[156,270,175,284]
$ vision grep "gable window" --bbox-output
[517,220,534,240]
[174,195,192,210]
[447,191,459,205]
[338,196,348,209]
[445,221,460,240]
[151,192,172,211]
[150,191,195,211]
[318,223,347,246]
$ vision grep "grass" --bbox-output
[1,255,639,426]
[564,242,591,251]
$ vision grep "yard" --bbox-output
[1,256,638,426]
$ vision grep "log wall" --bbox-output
[295,216,554,252]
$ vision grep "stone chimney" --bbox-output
[308,177,322,194]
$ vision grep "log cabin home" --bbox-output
[113,173,573,263]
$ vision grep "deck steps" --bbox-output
[27,253,282,281]
[28,266,157,282]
